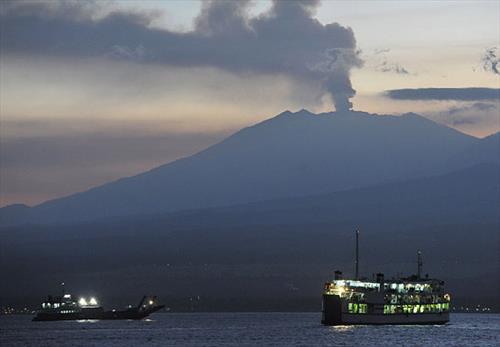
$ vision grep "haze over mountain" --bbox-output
[1,108,499,310]
[1,162,498,310]
[1,109,498,226]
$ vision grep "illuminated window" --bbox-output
[359,304,367,314]
[348,303,359,313]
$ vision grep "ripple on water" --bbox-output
[0,313,498,347]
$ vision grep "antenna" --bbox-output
[355,229,359,280]
[417,250,423,279]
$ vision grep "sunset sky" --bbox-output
[1,0,499,206]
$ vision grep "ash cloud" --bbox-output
[441,102,498,126]
[377,60,409,75]
[447,102,496,115]
[373,48,410,75]
[481,47,499,75]
[0,0,362,111]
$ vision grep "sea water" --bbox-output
[1,313,498,346]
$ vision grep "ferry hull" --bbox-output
[32,305,164,321]
[321,295,449,326]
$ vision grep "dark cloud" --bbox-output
[481,46,499,74]
[449,118,476,126]
[443,102,498,126]
[377,60,409,74]
[373,48,410,75]
[447,102,496,116]
[0,0,362,111]
[422,101,499,129]
[385,88,500,101]
[0,0,103,20]
[373,48,391,55]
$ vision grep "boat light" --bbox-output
[78,298,88,306]
[149,300,154,305]
[89,297,98,306]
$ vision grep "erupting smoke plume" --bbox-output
[0,0,362,111]
[481,47,499,75]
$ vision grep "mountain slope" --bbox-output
[1,163,498,308]
[149,162,499,228]
[453,131,499,165]
[0,110,487,225]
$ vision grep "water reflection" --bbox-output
[330,325,356,332]
[76,319,99,323]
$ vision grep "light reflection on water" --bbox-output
[1,313,498,347]
[330,325,355,332]
[76,319,99,323]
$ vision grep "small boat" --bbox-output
[33,292,165,321]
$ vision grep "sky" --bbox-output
[0,0,499,207]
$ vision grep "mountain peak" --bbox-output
[295,108,315,116]
[1,108,492,226]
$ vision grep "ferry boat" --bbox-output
[321,230,450,325]
[33,291,165,321]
